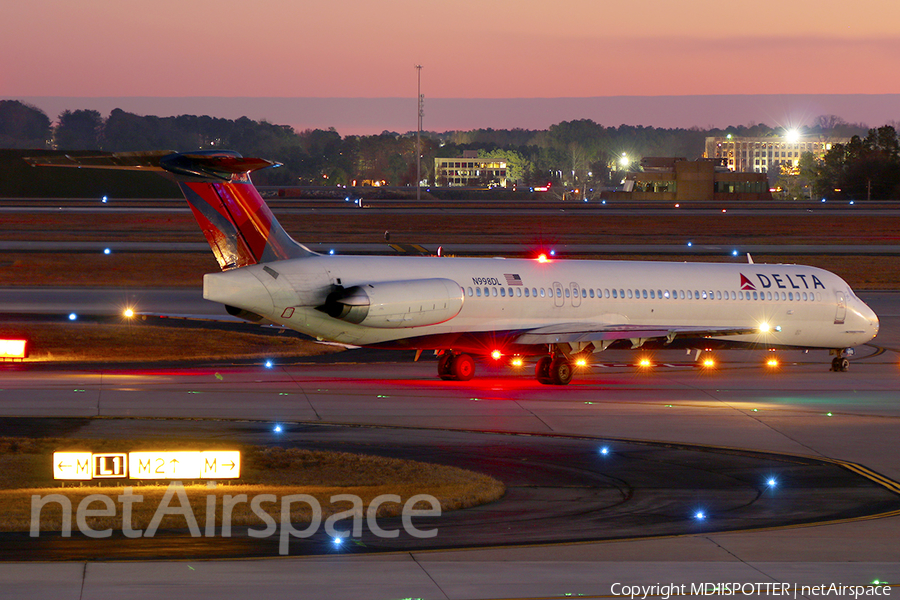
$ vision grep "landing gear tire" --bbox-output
[438,353,454,380]
[452,353,475,381]
[437,352,475,381]
[831,356,850,372]
[550,357,573,385]
[536,356,553,384]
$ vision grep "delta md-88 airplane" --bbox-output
[28,150,880,384]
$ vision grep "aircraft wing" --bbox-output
[514,323,758,345]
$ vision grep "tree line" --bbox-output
[2,99,897,197]
[793,126,900,200]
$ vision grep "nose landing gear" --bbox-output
[830,349,853,372]
[831,356,850,372]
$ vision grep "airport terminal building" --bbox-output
[603,157,771,202]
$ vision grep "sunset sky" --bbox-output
[3,0,899,132]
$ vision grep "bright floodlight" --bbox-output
[786,129,800,143]
[123,308,135,318]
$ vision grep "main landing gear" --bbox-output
[436,350,578,384]
[437,352,475,381]
[535,355,574,385]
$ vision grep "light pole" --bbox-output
[416,65,423,202]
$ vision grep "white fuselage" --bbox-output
[203,255,879,351]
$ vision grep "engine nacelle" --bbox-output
[319,278,464,328]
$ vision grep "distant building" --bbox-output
[603,158,771,202]
[704,134,849,174]
[435,150,508,187]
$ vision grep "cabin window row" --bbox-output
[464,286,822,302]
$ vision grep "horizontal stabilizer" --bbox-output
[25,150,280,181]
[159,152,281,181]
[24,150,176,171]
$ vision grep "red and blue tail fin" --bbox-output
[26,150,317,270]
[159,151,316,270]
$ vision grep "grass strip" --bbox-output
[0,322,341,363]
[0,438,505,532]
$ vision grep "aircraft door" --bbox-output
[834,291,846,325]
[552,282,564,308]
[570,282,581,307]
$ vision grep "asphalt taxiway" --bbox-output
[0,293,899,598]
[5,418,897,562]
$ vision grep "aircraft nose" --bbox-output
[855,297,879,341]
[866,305,880,339]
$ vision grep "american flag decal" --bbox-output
[505,273,523,286]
